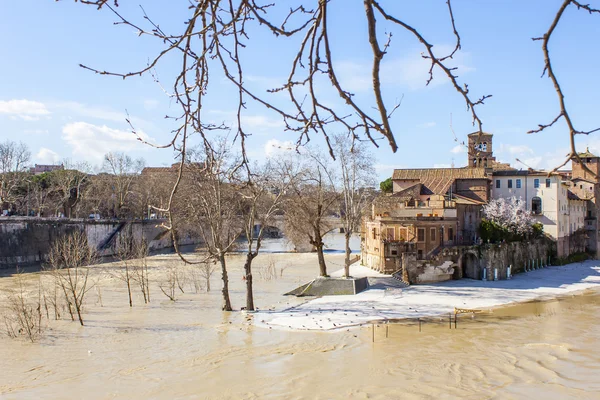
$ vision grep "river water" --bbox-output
[1,233,600,399]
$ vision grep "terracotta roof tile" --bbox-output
[392,167,488,195]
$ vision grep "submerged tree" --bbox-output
[284,149,339,277]
[238,158,296,311]
[66,0,496,250]
[46,231,97,326]
[176,141,243,311]
[333,135,376,278]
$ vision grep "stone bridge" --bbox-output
[0,217,197,268]
[255,215,345,238]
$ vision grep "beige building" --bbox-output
[362,132,597,279]
[491,170,585,256]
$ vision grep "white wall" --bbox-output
[491,174,561,238]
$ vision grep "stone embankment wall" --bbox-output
[469,238,556,280]
[0,218,198,268]
[401,238,556,284]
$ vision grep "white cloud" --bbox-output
[62,122,150,161]
[336,45,474,92]
[499,144,534,155]
[53,101,129,123]
[519,156,543,169]
[418,122,436,129]
[450,144,466,154]
[206,110,285,133]
[35,148,61,164]
[265,139,294,157]
[0,99,51,120]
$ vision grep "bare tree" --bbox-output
[48,161,90,218]
[237,159,295,311]
[198,261,217,292]
[28,172,52,217]
[529,1,600,175]
[2,272,44,342]
[0,140,30,210]
[46,231,96,326]
[66,0,493,256]
[102,152,145,218]
[333,135,376,278]
[284,149,339,277]
[175,141,243,311]
[131,239,151,303]
[114,230,135,307]
[159,264,178,301]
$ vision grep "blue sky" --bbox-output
[1,0,599,180]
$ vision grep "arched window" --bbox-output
[531,197,542,215]
[473,158,477,167]
[482,142,487,151]
[478,158,482,167]
[483,158,488,168]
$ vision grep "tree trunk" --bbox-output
[316,241,328,277]
[243,252,256,311]
[219,252,233,311]
[125,264,132,307]
[344,231,351,278]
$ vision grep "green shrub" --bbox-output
[479,219,544,244]
[380,177,393,193]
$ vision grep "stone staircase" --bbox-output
[391,266,410,286]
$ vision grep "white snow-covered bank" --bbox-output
[328,264,389,278]
[256,260,600,331]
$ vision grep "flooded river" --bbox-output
[1,234,600,399]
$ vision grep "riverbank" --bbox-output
[2,246,600,399]
[257,260,600,331]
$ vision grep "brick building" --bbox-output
[362,132,597,280]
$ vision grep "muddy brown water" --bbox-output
[1,250,600,399]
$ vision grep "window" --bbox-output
[386,227,395,240]
[399,228,407,241]
[483,158,488,168]
[495,179,500,188]
[473,158,477,167]
[516,179,521,188]
[448,228,454,242]
[482,142,487,151]
[417,249,423,259]
[391,250,397,256]
[545,178,551,188]
[508,179,513,188]
[430,228,436,242]
[532,197,542,215]
[372,228,377,240]
[417,228,425,242]
[534,179,540,188]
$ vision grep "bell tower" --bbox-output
[467,132,495,169]
[572,148,600,182]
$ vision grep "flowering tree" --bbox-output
[482,197,535,236]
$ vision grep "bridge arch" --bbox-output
[458,250,480,279]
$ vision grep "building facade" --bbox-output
[362,132,597,280]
